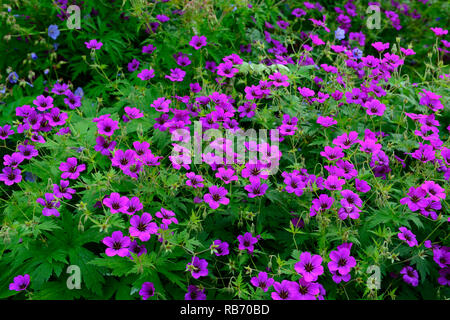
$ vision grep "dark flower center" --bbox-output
[304,263,314,272]
[212,194,221,201]
[337,258,347,267]
[113,241,122,250]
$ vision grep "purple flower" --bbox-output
[400,186,427,212]
[186,256,208,279]
[37,193,60,217]
[251,272,274,292]
[85,39,103,49]
[128,240,147,259]
[328,243,356,276]
[111,149,136,170]
[189,35,207,50]
[398,227,418,247]
[204,186,229,209]
[53,180,76,199]
[185,285,206,300]
[355,178,371,193]
[137,68,155,80]
[33,95,53,111]
[9,274,30,291]
[317,116,337,127]
[139,282,155,300]
[3,152,24,168]
[186,172,204,188]
[97,117,119,136]
[294,252,324,282]
[320,146,345,161]
[237,232,258,254]
[94,136,116,156]
[59,157,85,180]
[437,268,450,286]
[0,167,22,185]
[291,278,320,300]
[64,91,82,109]
[127,59,140,72]
[269,72,289,87]
[216,61,239,78]
[165,68,186,82]
[0,124,14,140]
[210,240,229,256]
[310,194,334,217]
[271,280,297,300]
[244,178,268,198]
[400,266,419,287]
[102,231,131,257]
[129,212,158,241]
[433,247,450,268]
[103,192,129,214]
[155,207,178,225]
[142,44,156,54]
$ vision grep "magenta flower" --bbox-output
[137,68,155,80]
[364,99,386,116]
[204,186,229,209]
[33,95,53,111]
[97,117,119,136]
[142,44,156,54]
[53,180,76,199]
[317,116,337,127]
[251,272,274,292]
[294,252,324,282]
[186,256,208,279]
[103,231,131,257]
[271,280,297,300]
[400,186,427,212]
[244,178,268,198]
[320,146,345,161]
[333,132,358,149]
[0,167,22,186]
[129,212,158,241]
[0,124,14,140]
[269,72,289,87]
[291,278,320,300]
[398,227,418,247]
[165,68,186,82]
[111,149,136,170]
[18,144,38,159]
[186,172,204,188]
[155,207,178,225]
[237,232,258,254]
[430,27,448,36]
[328,243,356,276]
[103,192,129,214]
[9,274,30,291]
[185,285,206,300]
[59,157,85,180]
[189,35,207,50]
[139,282,155,300]
[210,240,229,256]
[400,266,419,286]
[37,193,60,217]
[215,167,238,184]
[3,152,24,167]
[85,39,103,49]
[310,194,334,217]
[94,136,116,156]
[216,61,239,78]
[124,106,144,120]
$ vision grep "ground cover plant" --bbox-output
[0,0,449,300]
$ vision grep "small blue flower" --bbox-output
[48,24,60,40]
[24,171,37,183]
[335,27,345,40]
[44,69,50,75]
[352,48,363,59]
[74,87,84,98]
[31,52,38,60]
[53,43,59,51]
[7,72,19,84]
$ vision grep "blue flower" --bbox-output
[352,48,363,59]
[31,52,38,60]
[53,43,59,51]
[48,24,60,40]
[74,87,84,98]
[335,28,345,40]
[7,72,19,84]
